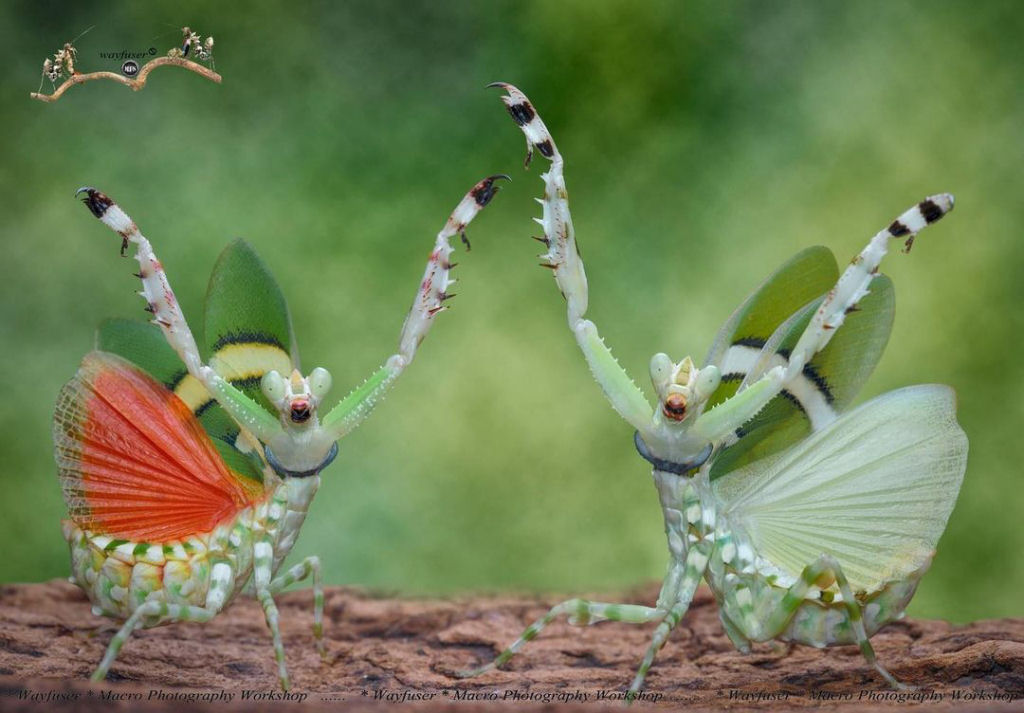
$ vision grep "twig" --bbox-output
[30,56,221,103]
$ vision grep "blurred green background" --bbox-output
[1,1,1020,623]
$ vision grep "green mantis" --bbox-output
[455,84,967,699]
[55,174,504,688]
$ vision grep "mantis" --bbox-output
[457,84,967,699]
[54,174,505,688]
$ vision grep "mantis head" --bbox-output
[649,354,720,425]
[261,368,332,428]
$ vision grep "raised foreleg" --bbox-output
[76,188,282,443]
[490,83,655,437]
[320,175,506,439]
[693,196,955,444]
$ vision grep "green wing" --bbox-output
[703,247,895,480]
[204,238,298,371]
[95,240,297,486]
[703,246,839,407]
[197,239,296,467]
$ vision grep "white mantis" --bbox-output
[456,83,967,699]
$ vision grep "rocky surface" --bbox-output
[0,580,1021,711]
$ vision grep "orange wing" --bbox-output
[53,352,264,542]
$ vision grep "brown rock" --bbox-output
[0,580,1021,711]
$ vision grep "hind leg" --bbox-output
[91,559,234,681]
[724,554,907,689]
[456,598,664,677]
[269,555,326,660]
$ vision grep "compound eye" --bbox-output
[694,365,721,402]
[650,353,673,391]
[261,371,286,402]
[309,367,332,400]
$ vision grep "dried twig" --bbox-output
[30,56,221,103]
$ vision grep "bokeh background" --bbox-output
[1,1,1020,623]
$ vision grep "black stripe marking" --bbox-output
[210,331,287,354]
[801,363,835,404]
[919,199,943,224]
[78,188,113,218]
[507,102,534,126]
[536,140,554,158]
[165,368,189,391]
[721,372,745,382]
[779,389,807,413]
[888,220,910,237]
[733,336,767,349]
[194,375,264,417]
[734,388,805,439]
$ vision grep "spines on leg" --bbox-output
[395,174,508,365]
[490,83,653,433]
[77,187,203,373]
[323,174,505,439]
[694,194,955,445]
[490,83,589,326]
[78,187,284,446]
[787,194,954,373]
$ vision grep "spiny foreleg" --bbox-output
[76,188,282,443]
[321,175,506,439]
[786,195,954,376]
[694,195,955,443]
[90,558,235,681]
[456,599,664,678]
[269,555,326,660]
[490,83,655,435]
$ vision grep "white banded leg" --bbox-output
[490,83,655,436]
[627,541,710,701]
[90,559,234,681]
[253,534,291,689]
[728,554,906,690]
[269,555,326,660]
[456,599,664,678]
[321,175,506,438]
[693,195,955,444]
[76,188,282,443]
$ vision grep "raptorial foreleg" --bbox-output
[490,83,655,436]
[322,175,506,439]
[90,558,235,681]
[694,195,955,444]
[76,188,282,443]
